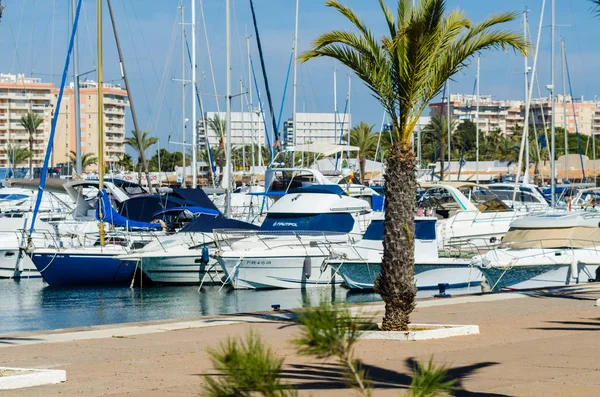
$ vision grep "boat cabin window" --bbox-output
[488,189,543,204]
[267,171,317,192]
[260,213,355,233]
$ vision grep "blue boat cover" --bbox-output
[287,185,346,196]
[172,188,221,213]
[97,190,162,231]
[260,213,355,233]
[371,194,385,212]
[362,218,436,241]
[179,213,259,233]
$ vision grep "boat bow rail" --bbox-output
[212,228,351,252]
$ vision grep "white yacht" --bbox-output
[418,182,523,254]
[472,212,600,291]
[215,187,372,289]
[326,213,479,290]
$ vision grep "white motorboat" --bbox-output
[215,187,372,289]
[117,214,259,285]
[418,182,524,254]
[472,212,600,291]
[326,213,480,290]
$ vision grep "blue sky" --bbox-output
[1,0,599,152]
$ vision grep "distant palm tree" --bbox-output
[347,122,378,180]
[207,115,226,184]
[125,130,157,192]
[115,153,134,171]
[422,116,456,181]
[6,144,30,177]
[301,0,527,331]
[69,151,98,171]
[19,112,43,178]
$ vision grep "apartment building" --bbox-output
[203,111,267,150]
[53,80,129,170]
[283,112,352,147]
[429,94,524,135]
[0,74,129,172]
[0,73,53,169]
[529,95,600,136]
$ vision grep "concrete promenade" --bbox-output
[1,285,600,396]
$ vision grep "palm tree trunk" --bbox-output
[359,155,366,183]
[439,142,445,181]
[29,136,33,179]
[374,142,417,331]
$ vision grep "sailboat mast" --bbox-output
[523,10,529,184]
[561,39,568,181]
[106,0,152,194]
[475,56,480,184]
[225,0,232,217]
[247,36,255,172]
[292,0,299,165]
[72,0,82,175]
[550,0,556,206]
[191,0,198,188]
[181,4,186,187]
[241,80,245,172]
[97,0,105,245]
[333,67,337,167]
[447,80,451,179]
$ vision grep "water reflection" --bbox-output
[0,279,478,334]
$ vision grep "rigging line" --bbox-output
[184,32,217,186]
[29,0,38,75]
[251,58,273,157]
[49,0,56,83]
[564,48,586,182]
[29,0,83,235]
[120,0,154,127]
[230,0,248,83]
[249,0,279,150]
[81,0,96,66]
[9,0,26,74]
[31,0,54,80]
[146,5,180,138]
[199,0,221,114]
[276,51,294,133]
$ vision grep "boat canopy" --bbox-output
[501,227,600,249]
[96,190,162,231]
[287,143,360,156]
[118,188,221,222]
[260,212,356,233]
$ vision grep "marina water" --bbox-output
[0,279,478,334]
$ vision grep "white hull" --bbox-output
[218,253,340,289]
[130,254,223,285]
[331,259,480,290]
[0,249,41,279]
[476,246,600,291]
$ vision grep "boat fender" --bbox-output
[303,256,311,279]
[201,246,210,264]
[570,261,579,280]
[595,267,600,282]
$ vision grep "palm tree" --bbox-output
[125,130,157,192]
[301,0,527,331]
[19,112,43,178]
[69,151,98,171]
[347,122,378,180]
[207,114,226,184]
[115,153,134,171]
[6,144,30,177]
[421,116,455,180]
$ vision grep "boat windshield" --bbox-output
[458,186,509,212]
